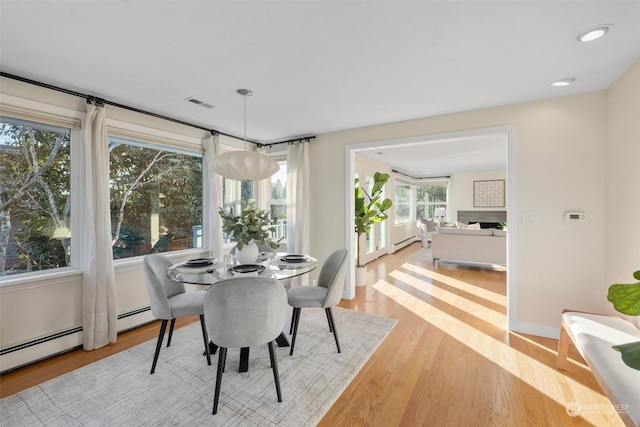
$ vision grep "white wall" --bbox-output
[449,169,507,223]
[309,63,640,337]
[604,60,640,327]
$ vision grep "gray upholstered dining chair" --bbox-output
[286,248,348,356]
[203,277,287,415]
[143,254,211,374]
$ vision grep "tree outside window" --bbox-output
[0,118,71,276]
[109,137,203,259]
[416,182,448,220]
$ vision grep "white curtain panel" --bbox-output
[286,140,310,255]
[81,102,117,350]
[203,134,224,260]
[255,146,272,212]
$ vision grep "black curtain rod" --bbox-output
[392,169,450,180]
[0,71,265,144]
[257,135,316,148]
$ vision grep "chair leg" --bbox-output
[166,318,176,347]
[199,315,211,366]
[268,341,283,402]
[150,319,168,374]
[289,308,296,335]
[212,347,227,415]
[289,307,301,356]
[326,308,341,353]
[324,308,334,332]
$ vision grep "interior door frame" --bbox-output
[344,125,517,331]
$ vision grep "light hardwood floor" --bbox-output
[0,243,625,426]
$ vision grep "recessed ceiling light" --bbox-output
[576,24,613,42]
[552,78,575,87]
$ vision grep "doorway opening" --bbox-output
[345,125,517,329]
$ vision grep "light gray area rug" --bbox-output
[408,247,432,262]
[1,307,396,426]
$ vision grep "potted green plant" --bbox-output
[607,270,640,370]
[218,199,281,264]
[354,172,393,286]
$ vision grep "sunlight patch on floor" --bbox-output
[389,269,506,329]
[372,279,621,426]
[509,332,588,371]
[402,263,507,305]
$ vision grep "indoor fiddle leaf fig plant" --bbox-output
[355,172,393,268]
[606,270,640,370]
[218,199,281,250]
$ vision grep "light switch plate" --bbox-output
[521,211,538,224]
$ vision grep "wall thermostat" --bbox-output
[565,211,586,223]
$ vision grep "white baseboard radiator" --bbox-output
[392,235,420,253]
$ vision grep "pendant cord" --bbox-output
[243,93,247,151]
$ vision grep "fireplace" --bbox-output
[457,210,506,229]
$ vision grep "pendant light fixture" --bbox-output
[211,89,280,181]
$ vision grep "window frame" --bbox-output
[0,115,75,276]
[107,135,204,260]
[394,181,413,225]
[0,98,210,283]
[267,157,287,244]
[415,179,450,221]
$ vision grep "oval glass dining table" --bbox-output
[166,253,319,372]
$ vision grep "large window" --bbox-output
[109,137,203,259]
[416,181,448,220]
[221,178,254,245]
[0,117,71,276]
[394,182,412,224]
[220,158,287,245]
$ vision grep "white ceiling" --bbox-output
[1,1,639,177]
[358,132,508,178]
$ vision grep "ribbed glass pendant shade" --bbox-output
[212,150,280,181]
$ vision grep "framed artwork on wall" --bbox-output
[473,179,505,207]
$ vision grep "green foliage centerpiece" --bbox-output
[218,199,281,255]
[354,172,393,268]
[607,270,640,370]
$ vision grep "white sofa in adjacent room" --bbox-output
[431,226,507,267]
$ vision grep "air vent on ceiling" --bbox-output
[185,97,214,109]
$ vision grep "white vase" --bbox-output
[235,241,259,264]
[355,265,367,287]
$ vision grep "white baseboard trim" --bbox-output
[509,321,560,340]
[0,309,156,373]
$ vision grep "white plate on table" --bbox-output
[228,264,266,274]
[184,258,215,267]
[280,254,308,263]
